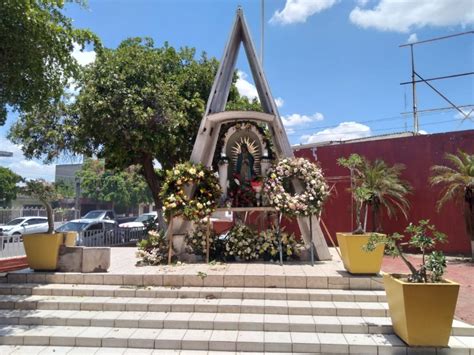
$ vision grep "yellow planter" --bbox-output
[336,233,385,274]
[383,273,460,346]
[23,232,77,271]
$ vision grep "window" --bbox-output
[29,219,47,225]
[87,223,103,231]
[105,211,114,220]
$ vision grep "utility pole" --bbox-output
[410,44,418,134]
[261,0,264,66]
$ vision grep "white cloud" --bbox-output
[270,0,339,25]
[407,33,418,43]
[275,97,284,108]
[236,71,285,109]
[301,121,371,144]
[236,70,258,101]
[418,130,428,135]
[0,138,55,181]
[282,112,324,127]
[356,0,370,6]
[72,43,96,66]
[349,0,474,32]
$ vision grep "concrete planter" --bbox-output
[336,233,385,274]
[23,232,77,271]
[383,273,460,346]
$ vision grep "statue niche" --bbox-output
[219,126,265,207]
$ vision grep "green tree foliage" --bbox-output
[430,150,474,258]
[77,159,152,210]
[0,167,23,207]
[9,37,257,213]
[0,0,100,125]
[338,154,411,233]
[22,179,61,233]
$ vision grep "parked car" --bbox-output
[119,212,158,229]
[81,210,116,221]
[56,219,117,246]
[0,217,49,237]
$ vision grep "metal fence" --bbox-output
[77,227,148,247]
[0,234,25,259]
[0,226,148,259]
[0,208,77,225]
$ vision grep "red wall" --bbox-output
[291,130,474,255]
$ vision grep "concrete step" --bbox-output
[0,283,387,302]
[0,309,472,337]
[1,325,473,353]
[5,272,385,290]
[0,346,317,355]
[0,295,390,317]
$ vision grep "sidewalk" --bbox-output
[382,255,474,325]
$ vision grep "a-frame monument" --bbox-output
[187,8,332,261]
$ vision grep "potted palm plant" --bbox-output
[365,220,459,346]
[22,179,76,270]
[336,154,411,274]
[430,150,474,260]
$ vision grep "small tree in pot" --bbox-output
[22,179,60,234]
[21,179,72,270]
[336,154,410,274]
[365,220,459,347]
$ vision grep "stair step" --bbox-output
[0,325,473,353]
[2,309,472,338]
[5,272,385,290]
[0,283,386,302]
[0,295,389,317]
[0,346,333,355]
[0,309,472,337]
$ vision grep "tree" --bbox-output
[0,0,100,125]
[77,159,152,211]
[361,158,411,232]
[430,150,474,259]
[338,154,411,233]
[22,179,61,233]
[0,167,22,207]
[9,37,257,221]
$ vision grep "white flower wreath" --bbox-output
[264,157,329,217]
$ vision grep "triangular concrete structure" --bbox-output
[189,8,331,261]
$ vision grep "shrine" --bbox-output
[168,8,332,262]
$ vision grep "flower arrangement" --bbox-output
[136,230,168,265]
[264,157,329,217]
[224,223,261,261]
[160,162,221,221]
[259,227,301,261]
[185,222,220,259]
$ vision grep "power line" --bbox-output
[285,107,454,134]
[290,117,466,137]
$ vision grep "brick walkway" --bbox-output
[381,255,474,325]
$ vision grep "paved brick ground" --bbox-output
[381,255,474,325]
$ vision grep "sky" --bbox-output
[1,0,473,181]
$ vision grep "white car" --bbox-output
[119,212,158,229]
[0,217,49,237]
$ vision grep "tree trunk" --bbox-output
[464,189,474,259]
[42,200,55,234]
[140,154,167,230]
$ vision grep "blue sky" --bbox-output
[1,0,473,180]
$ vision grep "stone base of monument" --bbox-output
[57,246,110,273]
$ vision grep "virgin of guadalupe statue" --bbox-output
[236,143,255,182]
